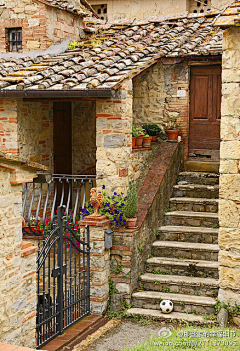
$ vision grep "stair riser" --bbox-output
[146,264,219,279]
[151,247,218,261]
[132,298,216,315]
[165,216,219,228]
[159,231,218,244]
[178,175,219,185]
[170,202,218,213]
[173,188,218,199]
[139,281,219,298]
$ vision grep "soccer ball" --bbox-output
[160,299,173,314]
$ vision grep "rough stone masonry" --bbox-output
[218,26,240,305]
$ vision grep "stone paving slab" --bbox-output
[0,343,39,351]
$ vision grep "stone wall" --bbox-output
[0,158,38,348]
[0,0,84,53]
[132,144,160,193]
[72,100,96,175]
[0,98,18,156]
[89,0,187,21]
[110,143,184,302]
[96,79,133,195]
[218,26,240,305]
[18,100,54,171]
[133,60,189,160]
[89,0,231,20]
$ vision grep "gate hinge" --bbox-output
[51,264,66,278]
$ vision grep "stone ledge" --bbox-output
[132,147,152,152]
[0,150,48,172]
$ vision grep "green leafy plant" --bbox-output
[125,181,138,218]
[132,125,145,137]
[165,111,181,130]
[142,124,162,136]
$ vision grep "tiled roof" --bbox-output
[214,1,240,27]
[0,11,222,95]
[35,0,93,17]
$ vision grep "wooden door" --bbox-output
[53,102,72,204]
[189,65,221,159]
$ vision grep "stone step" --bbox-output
[165,211,219,228]
[173,184,219,199]
[152,241,219,261]
[178,172,219,185]
[127,308,214,324]
[158,225,218,244]
[132,291,216,315]
[139,273,219,297]
[146,257,219,279]
[169,197,218,213]
[184,161,219,173]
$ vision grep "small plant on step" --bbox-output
[151,269,160,274]
[155,230,161,238]
[160,270,168,275]
[165,208,173,213]
[180,301,185,308]
[192,309,200,315]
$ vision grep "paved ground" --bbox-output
[71,320,164,351]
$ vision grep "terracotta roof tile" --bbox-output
[35,0,93,17]
[214,1,240,26]
[0,11,223,94]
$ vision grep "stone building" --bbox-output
[0,0,94,52]
[88,0,231,21]
[1,6,240,347]
[214,0,240,306]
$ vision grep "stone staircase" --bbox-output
[127,171,219,324]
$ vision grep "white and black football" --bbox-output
[160,299,173,314]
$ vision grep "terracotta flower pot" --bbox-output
[143,136,152,148]
[126,217,137,228]
[135,136,143,148]
[132,137,137,149]
[152,135,157,142]
[166,130,179,141]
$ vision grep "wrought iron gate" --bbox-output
[22,174,95,348]
[36,206,90,348]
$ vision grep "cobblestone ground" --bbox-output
[72,320,163,351]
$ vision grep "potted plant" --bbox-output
[165,112,181,141]
[132,125,137,149]
[135,127,145,148]
[142,133,152,148]
[125,181,138,228]
[143,124,162,142]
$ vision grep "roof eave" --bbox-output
[0,89,114,99]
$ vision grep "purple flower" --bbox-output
[102,185,106,189]
[114,192,117,195]
[123,220,126,224]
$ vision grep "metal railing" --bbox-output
[22,173,98,235]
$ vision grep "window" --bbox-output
[92,4,107,20]
[7,28,22,52]
[188,0,211,13]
